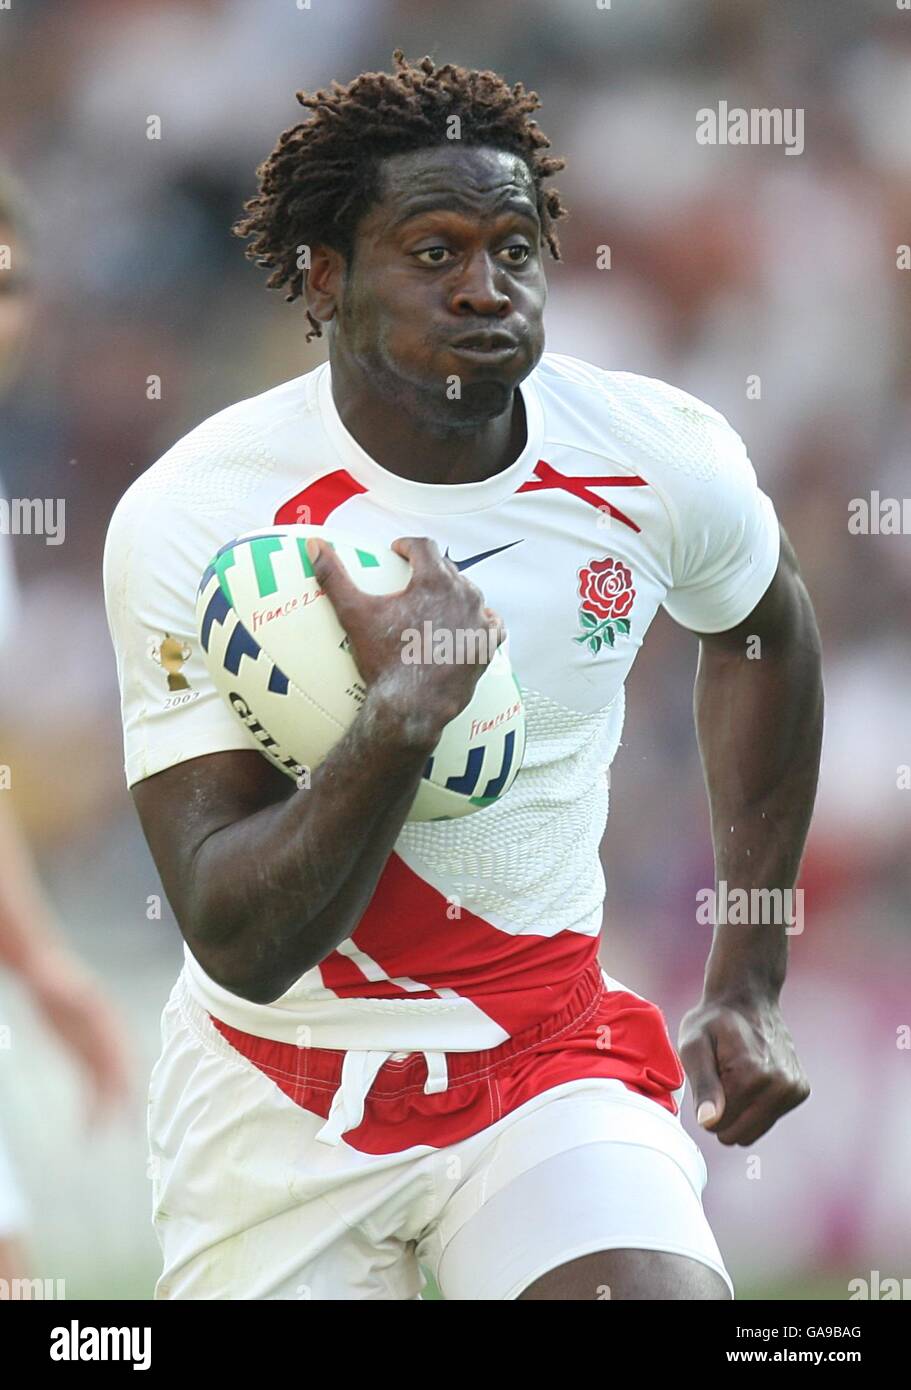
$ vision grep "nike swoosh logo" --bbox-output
[444,539,524,571]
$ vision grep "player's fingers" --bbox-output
[483,606,507,652]
[712,1076,805,1146]
[306,538,374,621]
[390,536,449,582]
[679,1030,726,1129]
[710,1065,768,1134]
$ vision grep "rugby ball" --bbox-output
[195,524,525,821]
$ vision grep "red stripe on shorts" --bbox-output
[209,961,686,1155]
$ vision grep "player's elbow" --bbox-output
[185,928,314,1006]
[199,959,287,1007]
[182,884,330,1005]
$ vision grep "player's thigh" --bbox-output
[519,1247,731,1300]
[432,1123,734,1301]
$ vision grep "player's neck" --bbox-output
[327,358,528,486]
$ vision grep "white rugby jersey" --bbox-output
[104,353,780,1055]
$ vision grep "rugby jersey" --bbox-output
[104,354,779,1067]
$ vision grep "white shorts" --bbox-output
[149,970,734,1300]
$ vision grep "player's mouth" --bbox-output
[448,331,520,364]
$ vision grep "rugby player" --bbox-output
[104,53,823,1301]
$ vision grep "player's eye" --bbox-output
[497,244,532,266]
[412,247,455,266]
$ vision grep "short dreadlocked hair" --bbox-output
[233,50,568,342]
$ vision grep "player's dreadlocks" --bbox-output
[233,50,568,342]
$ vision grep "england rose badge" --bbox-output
[574,556,636,655]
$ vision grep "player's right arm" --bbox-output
[118,534,503,1005]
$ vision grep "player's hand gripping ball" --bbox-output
[196,525,525,821]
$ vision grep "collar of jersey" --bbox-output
[316,359,545,516]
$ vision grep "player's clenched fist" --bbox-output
[678,994,811,1146]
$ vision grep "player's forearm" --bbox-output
[186,686,447,1003]
[694,610,823,1004]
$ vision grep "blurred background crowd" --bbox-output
[0,0,907,1298]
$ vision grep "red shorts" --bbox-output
[210,959,686,1155]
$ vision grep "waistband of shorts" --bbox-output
[178,957,606,1095]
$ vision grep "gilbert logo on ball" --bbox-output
[195,525,526,821]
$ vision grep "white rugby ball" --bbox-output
[195,524,525,821]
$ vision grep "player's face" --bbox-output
[0,222,35,387]
[331,145,546,428]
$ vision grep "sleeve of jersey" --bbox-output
[660,417,781,635]
[103,489,258,788]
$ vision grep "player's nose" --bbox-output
[449,252,511,317]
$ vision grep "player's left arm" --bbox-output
[677,521,823,1145]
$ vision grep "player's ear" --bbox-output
[305,244,344,326]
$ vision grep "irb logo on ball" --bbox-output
[196,525,526,821]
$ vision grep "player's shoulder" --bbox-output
[103,367,323,607]
[533,352,748,484]
[534,350,728,427]
[106,366,321,535]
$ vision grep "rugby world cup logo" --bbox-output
[574,556,635,655]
